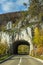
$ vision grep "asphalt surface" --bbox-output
[0,55,43,65]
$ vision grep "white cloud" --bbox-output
[2,2,15,12]
[16,0,29,5]
[1,0,29,12]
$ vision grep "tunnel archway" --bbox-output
[13,40,30,55]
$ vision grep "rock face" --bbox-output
[0,11,23,26]
[14,27,33,55]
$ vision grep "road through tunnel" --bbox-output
[13,40,30,55]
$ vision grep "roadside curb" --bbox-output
[30,56,43,63]
[0,55,14,64]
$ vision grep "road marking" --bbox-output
[18,57,22,65]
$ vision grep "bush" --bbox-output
[0,43,9,55]
[36,46,43,56]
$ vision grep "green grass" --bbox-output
[35,55,43,60]
[0,54,11,61]
[31,54,43,60]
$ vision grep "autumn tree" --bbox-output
[33,27,40,46]
[33,26,43,55]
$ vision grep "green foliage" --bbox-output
[29,0,42,17]
[18,45,29,54]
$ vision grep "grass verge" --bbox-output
[0,54,11,61]
[35,55,43,60]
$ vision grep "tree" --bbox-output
[36,46,43,55]
[33,26,43,55]
[18,45,29,54]
[29,0,41,16]
[33,27,41,46]
[24,0,43,22]
[0,43,9,55]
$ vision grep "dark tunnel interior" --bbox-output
[13,40,30,55]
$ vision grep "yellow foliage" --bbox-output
[0,43,9,55]
[33,27,43,46]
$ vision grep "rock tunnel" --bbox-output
[13,40,30,55]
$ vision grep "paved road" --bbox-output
[0,55,43,65]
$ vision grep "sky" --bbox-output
[0,0,29,14]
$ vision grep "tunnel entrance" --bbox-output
[13,40,30,55]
